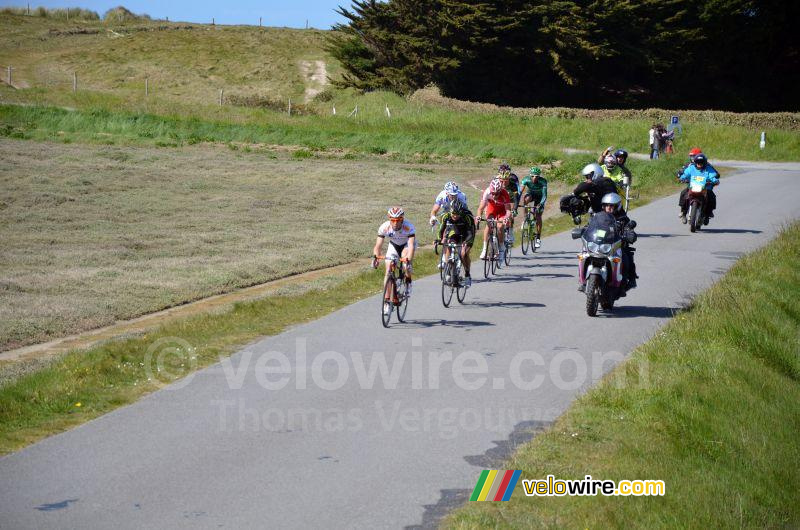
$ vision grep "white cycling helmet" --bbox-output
[444,181,459,195]
[581,163,604,182]
[601,193,623,211]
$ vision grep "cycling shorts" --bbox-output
[485,202,507,219]
[524,192,544,206]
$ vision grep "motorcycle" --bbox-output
[686,175,709,233]
[572,215,636,316]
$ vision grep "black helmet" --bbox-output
[694,153,707,167]
[451,200,468,216]
[614,149,628,164]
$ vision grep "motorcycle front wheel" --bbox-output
[585,275,599,317]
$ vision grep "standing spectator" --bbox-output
[648,124,657,159]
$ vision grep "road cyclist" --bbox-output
[519,166,548,250]
[437,199,476,295]
[475,178,512,265]
[372,207,417,317]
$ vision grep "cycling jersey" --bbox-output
[377,220,416,246]
[503,173,521,206]
[438,210,476,245]
[434,190,469,211]
[521,176,548,205]
[481,188,511,218]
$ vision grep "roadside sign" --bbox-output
[667,115,682,136]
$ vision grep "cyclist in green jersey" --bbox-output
[520,166,548,248]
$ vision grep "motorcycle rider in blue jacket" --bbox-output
[679,153,719,223]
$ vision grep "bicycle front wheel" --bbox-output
[396,280,410,322]
[441,262,454,307]
[456,263,467,303]
[521,222,530,255]
[381,277,394,327]
[490,237,498,274]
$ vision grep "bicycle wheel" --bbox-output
[396,279,410,322]
[381,277,394,327]
[521,220,530,255]
[456,262,467,303]
[483,242,491,279]
[441,262,454,307]
[490,236,498,274]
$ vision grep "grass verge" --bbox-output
[446,221,800,528]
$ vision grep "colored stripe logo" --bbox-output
[470,470,521,501]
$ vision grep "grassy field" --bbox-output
[0,12,336,104]
[0,133,688,351]
[447,222,800,528]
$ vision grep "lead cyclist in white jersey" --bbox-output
[429,181,468,226]
[372,206,417,295]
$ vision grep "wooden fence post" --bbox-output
[145,77,149,96]
[6,65,11,86]
[288,97,292,116]
[73,72,77,93]
[219,88,224,106]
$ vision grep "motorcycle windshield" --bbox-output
[584,213,619,244]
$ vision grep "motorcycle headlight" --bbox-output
[599,243,612,254]
[587,241,600,253]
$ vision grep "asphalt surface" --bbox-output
[1,169,799,529]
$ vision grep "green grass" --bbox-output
[446,222,800,528]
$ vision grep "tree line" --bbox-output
[327,0,800,111]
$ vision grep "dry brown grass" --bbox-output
[0,138,493,350]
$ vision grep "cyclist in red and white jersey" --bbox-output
[475,179,512,260]
[372,206,417,295]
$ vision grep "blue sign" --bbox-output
[671,115,679,125]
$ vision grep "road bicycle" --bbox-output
[478,217,500,279]
[431,219,447,279]
[520,205,541,255]
[374,255,410,327]
[502,222,513,266]
[439,238,468,307]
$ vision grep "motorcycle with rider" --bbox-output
[572,193,638,316]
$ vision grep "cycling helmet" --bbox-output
[387,206,404,219]
[498,163,511,173]
[444,181,459,195]
[529,166,542,177]
[604,154,617,169]
[688,147,702,156]
[601,192,623,211]
[694,153,708,167]
[581,163,604,182]
[489,179,502,194]
[613,149,628,165]
[451,200,468,216]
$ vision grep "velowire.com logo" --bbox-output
[469,470,522,502]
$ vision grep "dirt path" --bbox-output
[300,59,327,102]
[0,260,368,364]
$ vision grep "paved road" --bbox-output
[1,169,798,529]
